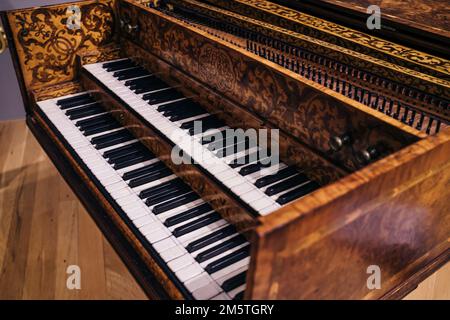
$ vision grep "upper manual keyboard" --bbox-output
[83,58,320,216]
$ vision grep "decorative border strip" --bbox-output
[205,0,450,77]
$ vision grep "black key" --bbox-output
[113,66,145,78]
[68,107,104,120]
[139,178,185,199]
[201,129,227,145]
[124,75,155,87]
[130,80,166,92]
[164,203,213,227]
[183,116,225,135]
[205,245,250,274]
[222,271,247,292]
[93,130,134,149]
[207,134,240,152]
[129,167,172,188]
[106,62,137,72]
[186,225,236,253]
[276,181,319,205]
[145,184,192,206]
[95,135,134,150]
[196,235,247,263]
[123,161,166,181]
[239,160,272,176]
[91,129,129,144]
[233,291,245,300]
[102,58,132,69]
[83,122,120,136]
[216,139,252,158]
[75,114,111,127]
[103,142,143,159]
[66,103,103,119]
[265,174,310,196]
[128,75,162,88]
[134,81,169,94]
[145,88,184,105]
[153,192,200,215]
[255,166,298,188]
[161,104,195,118]
[161,101,205,116]
[229,151,260,169]
[105,60,136,72]
[78,117,115,131]
[56,93,90,106]
[59,97,96,110]
[172,212,222,237]
[108,149,148,166]
[169,108,206,122]
[105,143,147,161]
[189,119,225,135]
[157,99,195,112]
[114,153,155,170]
[180,114,215,129]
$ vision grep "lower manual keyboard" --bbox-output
[37,92,250,300]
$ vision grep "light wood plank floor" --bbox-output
[0,120,448,300]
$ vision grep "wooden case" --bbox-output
[1,0,449,299]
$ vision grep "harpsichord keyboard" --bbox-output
[82,58,321,216]
[37,92,252,300]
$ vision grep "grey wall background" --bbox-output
[0,0,77,120]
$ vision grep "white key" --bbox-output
[176,263,204,282]
[167,254,195,272]
[192,283,222,300]
[184,272,214,293]
[227,284,246,299]
[210,293,231,300]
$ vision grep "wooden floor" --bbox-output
[0,120,448,300]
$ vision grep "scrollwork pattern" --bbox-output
[8,1,115,90]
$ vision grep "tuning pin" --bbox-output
[409,109,416,126]
[347,83,353,98]
[386,100,394,115]
[426,117,434,134]
[356,146,380,165]
[371,94,379,109]
[416,113,425,130]
[435,120,441,134]
[393,102,401,119]
[329,133,352,152]
[401,106,410,123]
[367,92,372,105]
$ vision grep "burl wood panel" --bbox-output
[121,39,347,186]
[119,0,420,172]
[203,0,450,81]
[247,128,450,299]
[5,0,116,94]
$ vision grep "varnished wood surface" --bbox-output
[0,120,146,300]
[248,127,450,299]
[318,0,450,36]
